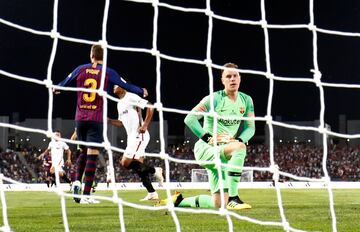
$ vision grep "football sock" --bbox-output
[227,148,246,197]
[62,173,71,184]
[83,155,97,195]
[128,161,155,193]
[75,152,87,182]
[178,195,215,208]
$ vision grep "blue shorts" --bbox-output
[75,121,103,149]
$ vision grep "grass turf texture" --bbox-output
[1,189,360,232]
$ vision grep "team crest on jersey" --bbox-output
[240,107,245,114]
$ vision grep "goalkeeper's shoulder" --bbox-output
[238,91,254,105]
[238,91,252,99]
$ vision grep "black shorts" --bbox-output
[75,120,104,149]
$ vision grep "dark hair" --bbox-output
[221,62,238,75]
[91,45,103,60]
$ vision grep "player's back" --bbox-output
[75,63,110,122]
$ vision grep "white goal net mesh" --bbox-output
[1,0,360,232]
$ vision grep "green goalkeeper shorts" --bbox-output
[194,140,229,194]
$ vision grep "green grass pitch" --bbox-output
[1,189,360,232]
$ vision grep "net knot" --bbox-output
[159,152,168,160]
[204,59,212,68]
[151,48,160,56]
[317,125,327,134]
[99,40,108,49]
[260,19,268,28]
[46,130,53,138]
[43,79,53,89]
[311,69,322,87]
[265,115,273,125]
[218,207,227,216]
[103,141,112,151]
[50,30,60,39]
[151,0,159,6]
[283,221,290,231]
[116,197,123,205]
[265,72,274,80]
[308,23,317,31]
[97,89,105,97]
[154,102,163,110]
[205,9,214,17]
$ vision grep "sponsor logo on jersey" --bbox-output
[219,118,241,125]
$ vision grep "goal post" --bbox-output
[191,168,253,182]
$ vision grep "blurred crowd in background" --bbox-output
[1,142,359,184]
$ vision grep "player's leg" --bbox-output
[59,168,71,184]
[161,142,227,208]
[49,166,56,187]
[74,121,88,185]
[82,149,98,196]
[124,132,161,201]
[74,127,87,190]
[177,168,227,208]
[122,156,159,201]
[74,121,101,204]
[46,171,51,188]
[223,141,251,210]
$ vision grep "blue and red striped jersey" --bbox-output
[58,63,144,122]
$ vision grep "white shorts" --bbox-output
[123,131,150,160]
[50,165,64,173]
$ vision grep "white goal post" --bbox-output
[191,169,253,182]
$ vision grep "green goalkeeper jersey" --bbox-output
[184,90,255,143]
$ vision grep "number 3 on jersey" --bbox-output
[83,78,97,102]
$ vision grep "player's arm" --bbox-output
[237,96,255,143]
[107,69,146,97]
[55,65,83,94]
[184,96,212,142]
[65,148,72,166]
[70,129,77,141]
[138,102,154,133]
[108,118,124,128]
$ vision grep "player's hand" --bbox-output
[138,125,147,133]
[53,88,61,94]
[142,88,148,98]
[65,159,72,166]
[209,133,236,145]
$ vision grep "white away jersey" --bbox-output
[117,92,148,137]
[48,140,69,166]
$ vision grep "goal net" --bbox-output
[1,0,359,232]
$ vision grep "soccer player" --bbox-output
[166,62,255,210]
[38,151,53,188]
[40,130,72,186]
[57,44,148,204]
[108,85,164,201]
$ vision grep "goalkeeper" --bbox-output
[166,63,255,210]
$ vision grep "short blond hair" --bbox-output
[221,62,238,75]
